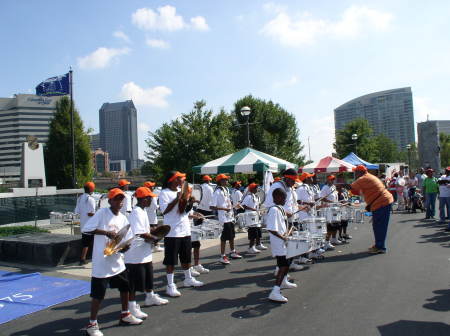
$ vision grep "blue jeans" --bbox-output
[372,204,392,250]
[439,197,450,223]
[425,193,437,218]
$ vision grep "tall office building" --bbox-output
[0,94,62,182]
[334,87,415,150]
[417,120,450,172]
[99,100,138,171]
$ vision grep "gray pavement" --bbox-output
[1,211,450,336]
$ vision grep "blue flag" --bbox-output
[35,73,70,96]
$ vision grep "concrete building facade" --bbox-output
[92,148,110,174]
[0,94,62,182]
[99,100,138,171]
[334,87,415,150]
[417,120,450,172]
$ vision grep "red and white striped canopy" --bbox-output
[299,156,356,173]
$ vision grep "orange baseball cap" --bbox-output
[327,175,336,180]
[143,181,156,188]
[202,175,212,181]
[216,174,230,182]
[168,171,186,182]
[299,172,314,182]
[135,187,156,198]
[248,183,258,191]
[118,179,131,187]
[108,188,125,199]
[274,177,282,182]
[84,181,95,192]
[352,165,368,172]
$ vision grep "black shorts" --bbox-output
[191,240,201,249]
[90,270,129,300]
[327,223,339,232]
[221,222,235,242]
[81,233,94,248]
[248,227,262,240]
[340,220,349,228]
[163,236,192,266]
[194,209,213,226]
[150,224,159,228]
[276,256,293,268]
[126,262,153,293]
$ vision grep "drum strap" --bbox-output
[273,205,288,226]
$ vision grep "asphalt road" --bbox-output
[1,211,450,336]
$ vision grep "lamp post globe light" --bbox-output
[406,144,412,173]
[240,106,251,147]
[351,133,358,155]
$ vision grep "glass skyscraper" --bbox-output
[334,87,415,150]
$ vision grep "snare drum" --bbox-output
[191,227,204,242]
[321,207,341,223]
[242,211,261,227]
[353,209,364,224]
[286,234,311,258]
[303,217,326,235]
[236,213,246,229]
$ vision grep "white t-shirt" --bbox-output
[264,180,294,213]
[231,189,243,206]
[296,184,315,220]
[125,206,152,264]
[82,208,131,278]
[159,188,191,238]
[74,193,96,230]
[320,184,338,203]
[212,187,234,223]
[311,184,320,200]
[241,193,260,212]
[120,191,133,216]
[439,175,450,197]
[198,183,214,211]
[266,206,287,257]
[146,196,158,225]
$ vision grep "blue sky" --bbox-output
[1,1,449,161]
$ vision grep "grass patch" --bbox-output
[0,225,49,237]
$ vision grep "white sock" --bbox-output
[274,266,279,273]
[184,269,192,280]
[167,273,174,285]
[282,276,289,283]
[128,301,136,309]
[273,285,281,292]
[145,291,154,299]
[89,320,97,325]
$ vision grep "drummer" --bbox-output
[118,179,133,217]
[320,175,341,249]
[143,181,164,253]
[241,183,267,253]
[337,185,352,241]
[231,181,244,214]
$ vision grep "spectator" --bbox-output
[415,168,426,192]
[423,168,439,219]
[438,167,450,227]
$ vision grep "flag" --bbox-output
[35,73,70,96]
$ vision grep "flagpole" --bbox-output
[69,68,76,188]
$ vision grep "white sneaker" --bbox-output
[145,293,169,306]
[289,263,305,271]
[324,241,335,250]
[166,284,181,297]
[297,257,312,264]
[330,238,342,245]
[119,313,143,325]
[193,264,210,274]
[318,248,326,254]
[256,243,268,250]
[230,251,243,259]
[190,267,200,277]
[281,279,298,289]
[129,303,148,319]
[153,245,164,252]
[248,246,260,254]
[268,289,288,303]
[183,277,204,287]
[85,322,103,336]
[219,255,231,264]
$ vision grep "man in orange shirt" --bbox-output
[350,165,394,254]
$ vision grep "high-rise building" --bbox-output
[0,94,62,182]
[334,87,415,150]
[417,120,450,172]
[89,133,100,151]
[99,100,138,171]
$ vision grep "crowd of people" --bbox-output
[75,164,446,335]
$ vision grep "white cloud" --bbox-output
[131,6,209,32]
[120,82,172,108]
[263,2,286,14]
[113,30,131,43]
[190,16,209,31]
[146,38,170,49]
[273,75,299,88]
[414,96,449,122]
[138,122,150,133]
[77,47,130,70]
[261,5,393,47]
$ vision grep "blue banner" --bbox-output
[35,73,70,96]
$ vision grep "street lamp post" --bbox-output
[351,133,358,155]
[240,106,251,147]
[406,144,412,174]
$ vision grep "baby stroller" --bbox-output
[409,187,424,213]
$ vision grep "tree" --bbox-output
[440,133,450,168]
[145,101,235,182]
[372,134,399,163]
[45,97,93,188]
[231,95,305,165]
[334,118,377,162]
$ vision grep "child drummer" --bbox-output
[241,183,267,253]
[125,187,168,321]
[82,188,142,336]
[267,188,298,303]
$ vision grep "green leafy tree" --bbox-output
[334,118,377,162]
[145,101,235,182]
[231,95,305,165]
[372,134,399,163]
[45,97,93,188]
[440,133,450,168]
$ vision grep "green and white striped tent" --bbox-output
[193,147,297,174]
